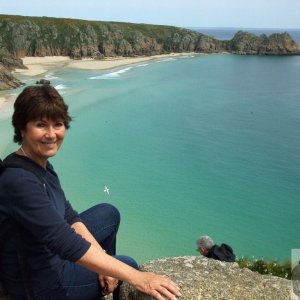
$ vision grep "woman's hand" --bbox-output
[78,245,181,299]
[132,271,181,300]
[98,274,119,295]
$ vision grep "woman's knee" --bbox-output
[82,203,120,223]
[99,203,120,227]
[80,203,121,237]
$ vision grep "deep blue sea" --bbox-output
[1,28,299,264]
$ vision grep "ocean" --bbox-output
[0,28,299,264]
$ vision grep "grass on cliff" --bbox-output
[237,257,291,279]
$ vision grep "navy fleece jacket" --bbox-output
[0,154,91,292]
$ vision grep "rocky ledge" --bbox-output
[0,256,293,300]
[120,256,291,300]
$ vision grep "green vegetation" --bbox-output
[1,14,298,59]
[237,257,291,279]
[0,14,208,57]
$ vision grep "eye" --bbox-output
[36,122,46,128]
[54,121,65,129]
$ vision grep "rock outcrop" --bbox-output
[0,63,23,90]
[0,256,293,300]
[120,256,291,300]
[36,79,50,85]
[227,31,300,55]
[0,50,26,90]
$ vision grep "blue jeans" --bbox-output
[36,203,138,300]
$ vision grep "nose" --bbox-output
[45,125,56,138]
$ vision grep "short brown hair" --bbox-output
[12,85,72,144]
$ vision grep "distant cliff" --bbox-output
[0,15,222,59]
[226,30,300,55]
[0,14,300,90]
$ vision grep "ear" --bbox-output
[20,129,26,140]
[200,247,208,256]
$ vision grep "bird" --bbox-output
[104,185,110,195]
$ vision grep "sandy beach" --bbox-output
[0,94,16,117]
[1,53,196,112]
[14,53,196,76]
[67,53,194,70]
[14,56,73,76]
[0,97,8,111]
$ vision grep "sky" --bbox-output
[1,0,300,29]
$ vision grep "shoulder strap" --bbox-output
[0,156,46,187]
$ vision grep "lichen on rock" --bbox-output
[120,256,291,300]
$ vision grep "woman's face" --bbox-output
[21,118,66,167]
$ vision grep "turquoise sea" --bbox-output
[1,29,300,264]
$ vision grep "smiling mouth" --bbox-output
[41,141,57,148]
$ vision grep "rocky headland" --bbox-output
[0,14,300,91]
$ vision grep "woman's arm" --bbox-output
[71,222,181,299]
[6,170,180,299]
[71,221,103,251]
[71,221,118,294]
[77,244,181,300]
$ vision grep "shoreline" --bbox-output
[0,53,198,113]
[14,53,197,76]
[0,94,16,116]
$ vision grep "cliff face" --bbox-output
[0,46,26,90]
[120,256,292,300]
[0,15,222,58]
[0,14,300,91]
[1,15,299,59]
[227,31,300,55]
[0,63,23,90]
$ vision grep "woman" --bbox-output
[0,85,181,300]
